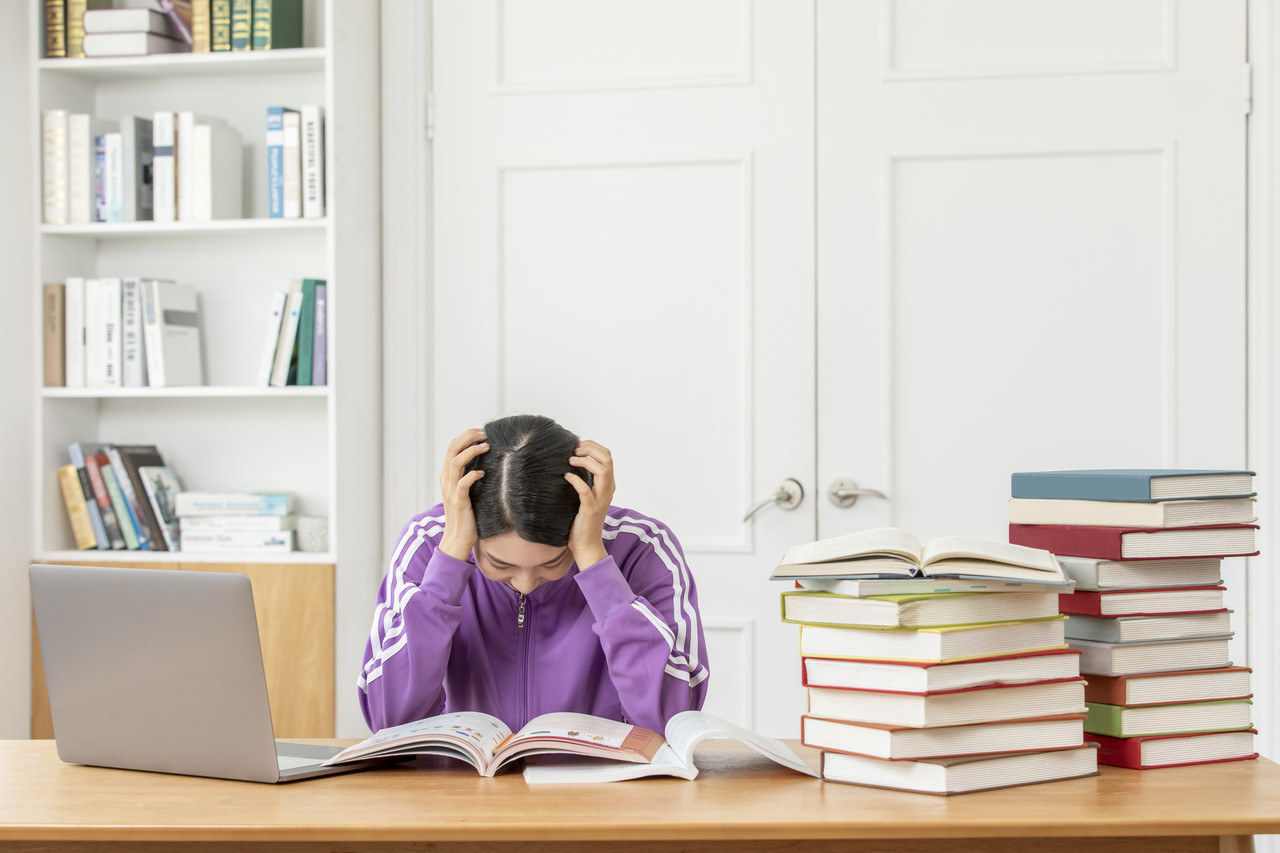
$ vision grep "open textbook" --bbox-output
[773,527,1067,584]
[522,710,819,783]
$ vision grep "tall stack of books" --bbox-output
[772,528,1099,795]
[175,491,297,554]
[1008,469,1260,770]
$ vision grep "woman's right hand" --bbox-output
[438,428,488,561]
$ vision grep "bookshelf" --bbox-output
[30,0,381,736]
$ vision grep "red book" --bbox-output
[1058,587,1227,617]
[1087,730,1258,769]
[1008,523,1259,561]
[1083,667,1253,706]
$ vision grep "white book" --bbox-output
[178,529,295,553]
[177,113,226,221]
[174,491,293,517]
[119,115,154,222]
[282,109,301,219]
[68,115,117,224]
[152,112,176,222]
[142,279,203,387]
[300,104,325,219]
[255,291,287,386]
[120,277,148,387]
[85,278,122,389]
[83,7,180,36]
[42,109,69,225]
[188,122,243,221]
[269,283,303,387]
[63,277,87,388]
[179,515,297,532]
[103,132,124,222]
[82,31,187,57]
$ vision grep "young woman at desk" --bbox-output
[357,414,710,735]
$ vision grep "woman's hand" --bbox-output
[438,428,488,561]
[565,440,616,570]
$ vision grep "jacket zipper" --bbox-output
[517,592,526,629]
[517,591,531,726]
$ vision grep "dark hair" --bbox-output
[466,414,591,546]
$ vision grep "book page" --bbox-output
[921,536,1060,572]
[522,745,696,783]
[663,711,819,778]
[779,528,923,566]
[497,711,665,768]
[324,711,511,766]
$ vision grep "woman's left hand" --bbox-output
[565,440,616,570]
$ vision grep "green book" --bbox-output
[211,0,232,51]
[230,0,252,50]
[252,0,303,50]
[294,278,321,387]
[101,464,140,550]
[1085,699,1254,739]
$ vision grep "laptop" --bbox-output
[30,563,390,783]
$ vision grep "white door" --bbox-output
[817,0,1249,649]
[433,0,817,735]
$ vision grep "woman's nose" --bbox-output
[510,573,538,595]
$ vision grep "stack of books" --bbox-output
[772,528,1099,795]
[1008,469,1260,770]
[175,491,297,554]
[80,5,190,58]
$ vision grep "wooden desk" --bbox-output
[2,740,1278,853]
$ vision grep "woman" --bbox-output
[357,414,710,735]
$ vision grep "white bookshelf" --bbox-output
[30,2,381,582]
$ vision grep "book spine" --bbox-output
[179,514,295,531]
[1011,472,1153,502]
[121,278,148,387]
[176,112,195,221]
[300,104,325,218]
[93,134,106,222]
[67,114,92,224]
[104,132,123,223]
[158,0,194,45]
[295,278,316,386]
[255,291,286,386]
[1009,523,1125,560]
[100,464,142,550]
[45,0,67,58]
[152,112,176,222]
[105,447,162,551]
[83,455,126,550]
[230,0,252,49]
[192,0,211,51]
[83,278,104,388]
[64,277,85,388]
[311,281,326,385]
[179,529,294,551]
[57,465,98,550]
[252,0,303,50]
[190,123,211,221]
[142,279,164,387]
[282,109,301,218]
[100,277,121,388]
[66,0,88,58]
[269,288,302,386]
[43,283,66,387]
[211,0,231,50]
[1084,733,1145,769]
[68,445,109,550]
[120,116,152,222]
[174,492,292,516]
[266,106,285,218]
[1081,674,1130,707]
[42,110,68,224]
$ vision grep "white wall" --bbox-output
[0,0,35,738]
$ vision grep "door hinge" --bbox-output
[1244,63,1253,116]
[426,93,436,140]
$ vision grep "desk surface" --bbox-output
[2,739,1279,846]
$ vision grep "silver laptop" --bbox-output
[30,563,388,783]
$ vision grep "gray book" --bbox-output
[120,114,154,221]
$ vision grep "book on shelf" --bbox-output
[266,107,299,219]
[311,281,327,385]
[1059,586,1227,618]
[84,277,122,389]
[98,460,143,550]
[176,112,221,221]
[68,115,117,224]
[178,514,296,531]
[255,291,287,386]
[120,115,155,222]
[108,444,169,550]
[188,122,243,220]
[137,465,182,551]
[56,465,98,551]
[120,277,149,387]
[1085,698,1253,739]
[801,649,1083,694]
[82,31,187,57]
[780,589,1060,630]
[294,278,323,386]
[174,491,293,516]
[1008,523,1259,561]
[93,133,108,222]
[328,709,816,782]
[1084,667,1253,707]
[1064,610,1233,644]
[64,277,86,388]
[82,7,184,38]
[152,112,176,222]
[66,0,105,58]
[269,280,302,387]
[301,105,325,218]
[796,575,1073,596]
[801,713,1087,762]
[1010,469,1256,502]
[282,109,301,218]
[251,0,303,50]
[45,0,67,58]
[142,279,203,387]
[44,283,65,387]
[211,0,231,51]
[798,617,1068,664]
[178,528,295,553]
[1056,556,1223,591]
[192,0,211,51]
[73,444,125,550]
[159,0,195,44]
[1087,729,1257,770]
[1069,636,1232,677]
[102,131,124,222]
[774,527,1066,584]
[1007,496,1257,528]
[43,109,69,224]
[63,444,108,551]
[231,0,252,50]
[819,743,1098,796]
[805,679,1087,729]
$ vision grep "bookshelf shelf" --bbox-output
[38,549,336,565]
[36,47,326,80]
[42,386,330,399]
[41,218,328,238]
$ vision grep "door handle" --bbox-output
[743,478,804,522]
[828,478,888,508]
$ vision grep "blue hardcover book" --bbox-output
[266,106,297,219]
[1011,469,1256,503]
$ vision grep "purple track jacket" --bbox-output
[358,504,710,734]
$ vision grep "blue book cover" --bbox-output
[1011,469,1256,502]
[266,106,292,218]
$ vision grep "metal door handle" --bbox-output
[828,478,888,508]
[743,478,804,522]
